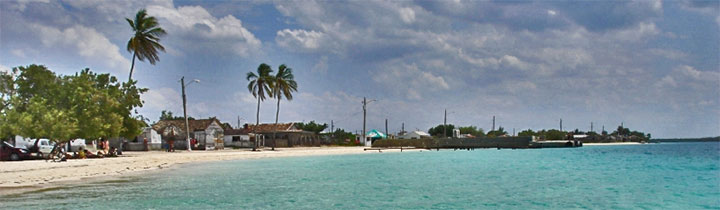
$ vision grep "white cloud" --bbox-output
[276,29,325,51]
[399,7,416,24]
[0,64,10,73]
[31,24,131,73]
[499,55,530,71]
[547,10,557,16]
[611,22,660,42]
[141,87,182,114]
[374,63,449,100]
[147,4,261,56]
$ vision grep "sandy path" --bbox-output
[0,147,379,195]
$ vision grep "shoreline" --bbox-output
[0,142,649,196]
[582,142,644,146]
[0,146,382,196]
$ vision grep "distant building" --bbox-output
[152,118,225,150]
[398,130,431,139]
[223,128,251,148]
[245,123,320,147]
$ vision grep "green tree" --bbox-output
[542,129,567,140]
[247,63,274,150]
[159,110,194,120]
[296,121,328,134]
[487,126,508,137]
[271,64,298,146]
[458,126,485,137]
[126,8,167,81]
[518,129,537,137]
[428,124,455,137]
[0,65,147,143]
[330,128,357,145]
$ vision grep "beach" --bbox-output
[0,147,374,195]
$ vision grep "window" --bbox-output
[232,136,240,142]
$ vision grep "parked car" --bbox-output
[1,141,31,161]
[25,139,55,158]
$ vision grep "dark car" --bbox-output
[0,141,31,161]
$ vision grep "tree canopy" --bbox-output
[486,127,508,137]
[296,121,328,134]
[0,65,147,142]
[159,110,194,121]
[458,126,485,137]
[428,124,455,137]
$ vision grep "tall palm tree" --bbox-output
[272,64,298,149]
[126,9,166,81]
[247,63,274,151]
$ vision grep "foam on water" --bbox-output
[2,142,719,209]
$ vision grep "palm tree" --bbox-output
[271,64,298,149]
[126,9,166,81]
[247,63,274,151]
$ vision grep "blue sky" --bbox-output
[1,0,718,138]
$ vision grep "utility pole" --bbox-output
[513,128,515,136]
[560,118,563,131]
[492,116,496,131]
[402,123,405,133]
[331,120,334,133]
[385,119,388,138]
[237,116,241,129]
[361,97,376,145]
[591,122,594,132]
[443,109,447,138]
[363,97,367,145]
[181,77,192,152]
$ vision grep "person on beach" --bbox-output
[143,137,148,151]
[78,147,86,159]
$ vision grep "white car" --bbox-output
[26,139,56,158]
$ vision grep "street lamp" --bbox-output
[180,77,200,151]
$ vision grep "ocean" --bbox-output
[2,142,718,209]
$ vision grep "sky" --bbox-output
[1,0,718,138]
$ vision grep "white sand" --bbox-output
[583,142,644,146]
[0,147,381,194]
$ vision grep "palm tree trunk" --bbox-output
[273,97,280,150]
[254,95,260,151]
[128,51,137,81]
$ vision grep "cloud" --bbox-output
[30,24,131,73]
[141,87,182,115]
[399,7,416,24]
[147,4,261,56]
[275,29,326,51]
[0,64,10,73]
[373,63,449,100]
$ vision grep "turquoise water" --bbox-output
[2,142,719,209]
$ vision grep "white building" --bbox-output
[399,131,432,139]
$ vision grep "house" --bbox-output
[152,118,225,150]
[245,123,319,147]
[398,130,431,139]
[135,127,162,150]
[223,128,252,148]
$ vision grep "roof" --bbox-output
[366,129,387,138]
[152,118,223,134]
[224,129,251,136]
[410,130,431,136]
[245,123,302,133]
